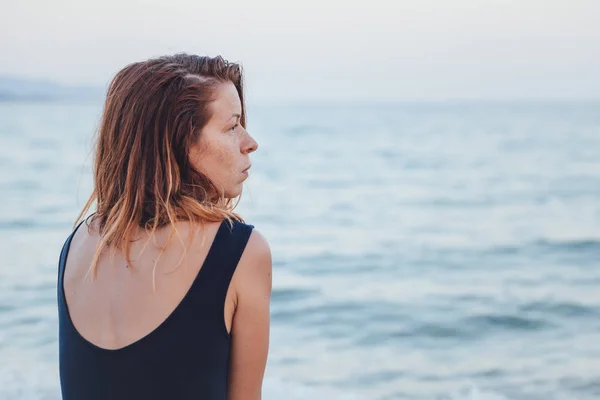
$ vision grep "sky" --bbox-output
[2,0,599,102]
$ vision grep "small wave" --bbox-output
[271,287,319,302]
[465,314,553,331]
[0,219,37,230]
[0,361,59,400]
[378,313,554,342]
[519,301,599,318]
[391,322,474,340]
[0,219,69,231]
[263,377,359,400]
[533,238,600,252]
[370,312,553,343]
[488,238,600,256]
[272,301,371,325]
[440,385,511,400]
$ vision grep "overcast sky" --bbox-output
[2,0,599,101]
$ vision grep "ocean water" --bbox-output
[0,100,599,400]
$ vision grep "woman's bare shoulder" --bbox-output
[244,228,271,264]
[233,227,272,294]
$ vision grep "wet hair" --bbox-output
[75,53,246,280]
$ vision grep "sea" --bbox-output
[0,99,599,399]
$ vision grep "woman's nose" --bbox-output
[244,131,258,154]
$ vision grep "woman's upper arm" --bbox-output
[227,229,272,400]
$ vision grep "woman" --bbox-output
[57,53,272,400]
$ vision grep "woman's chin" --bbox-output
[224,185,243,199]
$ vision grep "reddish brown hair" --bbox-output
[75,53,246,280]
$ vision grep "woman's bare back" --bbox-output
[62,220,231,351]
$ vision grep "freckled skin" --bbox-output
[189,82,258,198]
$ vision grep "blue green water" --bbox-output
[0,101,599,399]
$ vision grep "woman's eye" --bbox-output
[230,124,238,132]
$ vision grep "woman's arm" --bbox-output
[227,230,272,400]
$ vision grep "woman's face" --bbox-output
[189,81,258,199]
